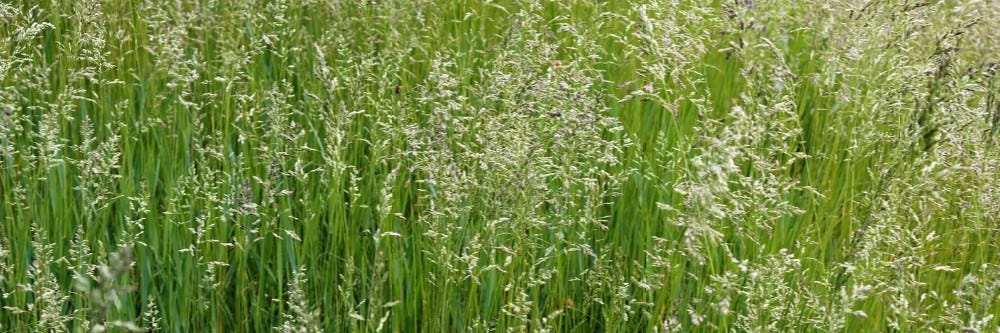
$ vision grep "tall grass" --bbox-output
[0,0,998,331]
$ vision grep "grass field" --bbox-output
[1,0,999,331]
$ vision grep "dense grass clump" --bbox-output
[1,0,998,331]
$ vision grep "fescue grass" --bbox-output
[1,0,999,331]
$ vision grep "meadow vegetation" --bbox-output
[0,0,999,331]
